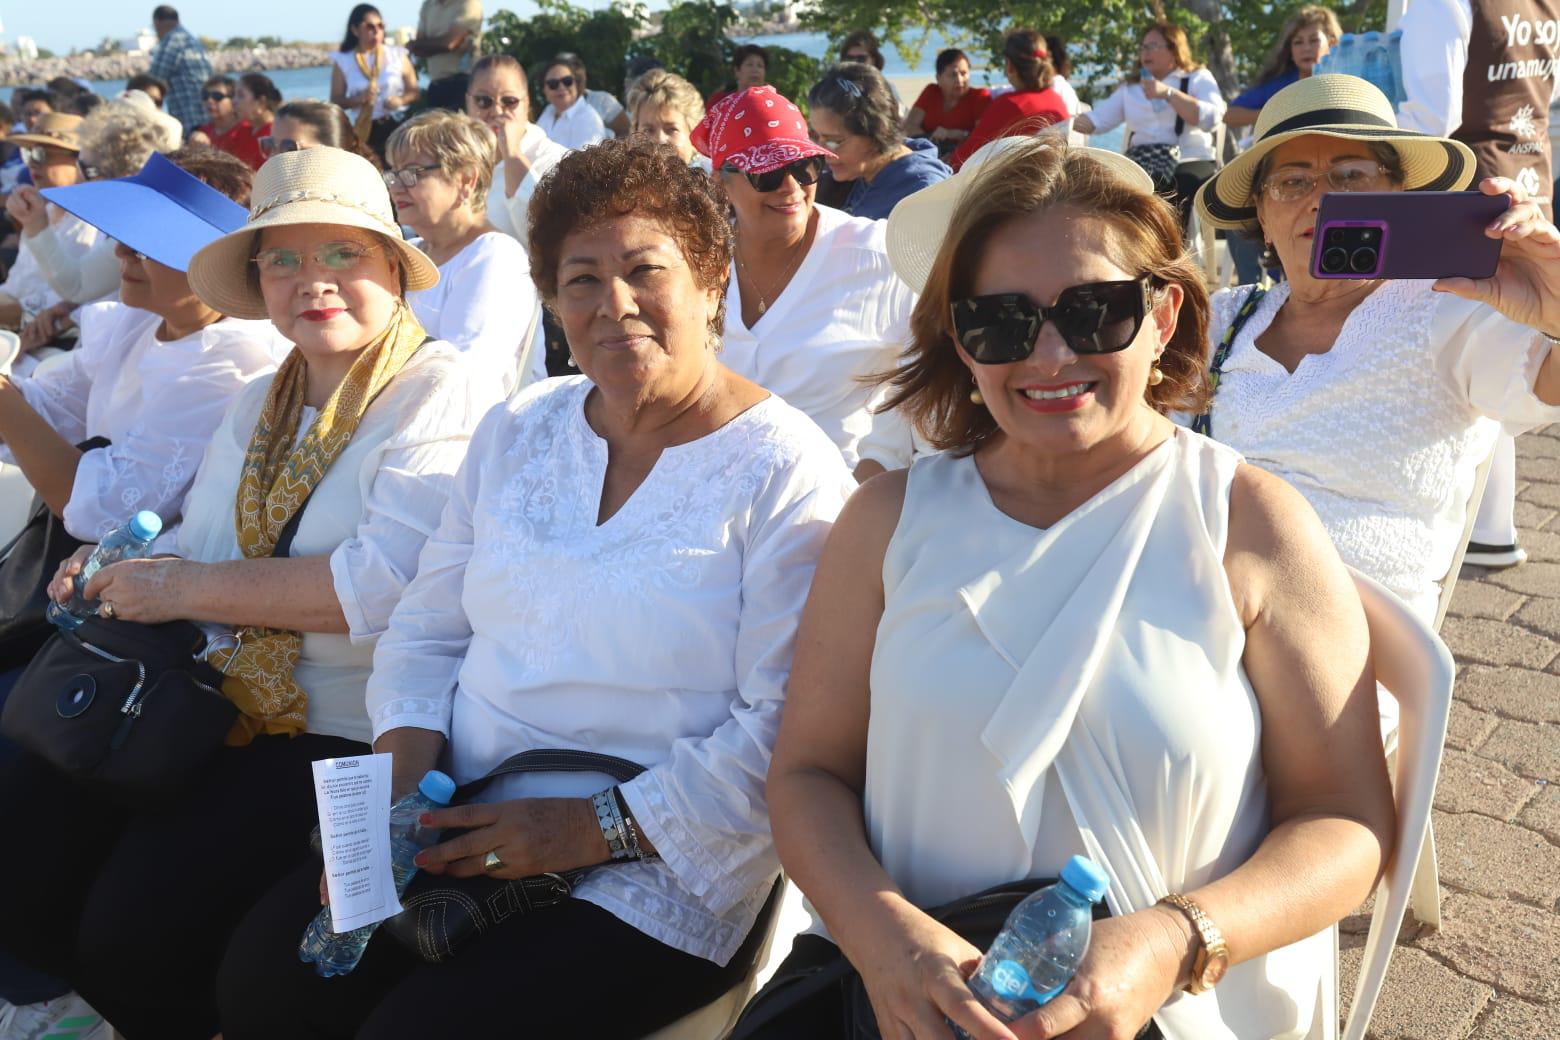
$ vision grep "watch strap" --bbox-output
[1158,893,1228,994]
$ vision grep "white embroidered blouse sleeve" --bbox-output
[1086,85,1128,133]
[1188,69,1226,130]
[330,359,496,641]
[26,222,115,303]
[363,396,499,739]
[7,335,94,456]
[1431,292,1560,433]
[617,452,854,915]
[62,324,276,540]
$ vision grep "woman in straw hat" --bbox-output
[0,112,90,333]
[756,135,1393,1040]
[692,85,916,479]
[215,137,852,1039]
[1193,74,1560,632]
[13,147,500,1039]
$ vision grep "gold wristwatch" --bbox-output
[1158,893,1229,994]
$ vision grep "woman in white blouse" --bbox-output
[15,147,499,1040]
[387,109,547,394]
[537,54,611,151]
[216,138,853,1039]
[329,4,419,139]
[0,149,280,543]
[466,55,568,242]
[1192,75,1560,628]
[1074,20,1225,228]
[756,137,1394,1040]
[692,86,915,479]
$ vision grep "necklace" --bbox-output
[736,235,808,316]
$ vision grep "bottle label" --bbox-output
[990,960,1066,1006]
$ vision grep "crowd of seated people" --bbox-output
[0,15,1557,1039]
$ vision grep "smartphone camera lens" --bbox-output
[1321,246,1349,273]
[1349,246,1379,274]
[1326,228,1346,245]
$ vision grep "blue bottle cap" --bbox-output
[1060,855,1110,903]
[418,770,457,806]
[128,510,162,541]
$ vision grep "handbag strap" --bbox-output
[455,748,646,802]
[270,485,315,560]
[1173,75,1190,137]
[1192,286,1266,439]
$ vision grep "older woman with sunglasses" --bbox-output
[753,136,1394,1040]
[386,109,546,393]
[694,87,915,478]
[12,147,500,1039]
[0,113,90,335]
[1192,76,1560,638]
[537,53,611,151]
[466,54,568,242]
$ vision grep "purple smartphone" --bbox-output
[1309,191,1509,280]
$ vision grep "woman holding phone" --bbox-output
[1193,75,1560,665]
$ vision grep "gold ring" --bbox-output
[100,601,115,619]
[482,850,504,873]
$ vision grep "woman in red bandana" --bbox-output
[948,29,1070,171]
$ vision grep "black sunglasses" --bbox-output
[724,155,828,193]
[468,92,524,112]
[951,278,1155,363]
[259,136,300,156]
[202,90,231,102]
[544,75,576,90]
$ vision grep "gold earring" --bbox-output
[969,387,984,405]
[1147,366,1165,386]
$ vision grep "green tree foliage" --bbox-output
[482,0,821,113]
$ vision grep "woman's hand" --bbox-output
[20,301,74,352]
[1434,175,1560,339]
[1140,75,1170,100]
[414,797,607,879]
[844,903,1019,1040]
[47,544,97,604]
[79,557,194,624]
[1009,909,1188,1040]
[493,119,530,163]
[6,186,49,237]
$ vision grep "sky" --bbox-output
[0,1,554,54]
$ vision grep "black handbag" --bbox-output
[0,436,109,671]
[731,878,1163,1040]
[382,748,646,964]
[0,613,238,797]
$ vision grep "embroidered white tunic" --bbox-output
[408,231,546,394]
[170,344,500,743]
[365,376,856,963]
[0,303,285,540]
[721,204,916,471]
[864,432,1332,1040]
[1204,279,1560,621]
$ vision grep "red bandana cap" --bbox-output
[692,85,835,174]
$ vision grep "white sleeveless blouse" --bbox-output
[863,429,1333,1040]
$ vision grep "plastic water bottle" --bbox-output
[1357,31,1397,103]
[1387,31,1405,107]
[298,770,457,977]
[1142,67,1168,113]
[47,510,163,630]
[958,856,1110,1033]
[1322,33,1358,79]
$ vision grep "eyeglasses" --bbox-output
[842,52,871,62]
[1139,40,1168,52]
[1259,159,1388,203]
[815,134,848,152]
[724,155,828,193]
[259,136,300,156]
[251,241,380,279]
[544,75,576,91]
[202,91,231,102]
[951,278,1155,363]
[20,145,71,166]
[468,92,524,112]
[383,163,441,189]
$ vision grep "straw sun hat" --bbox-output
[188,147,438,320]
[9,112,84,152]
[1195,73,1477,231]
[885,135,1154,294]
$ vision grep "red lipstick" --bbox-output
[299,309,345,322]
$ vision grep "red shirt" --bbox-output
[911,83,992,135]
[200,118,266,170]
[948,89,1070,171]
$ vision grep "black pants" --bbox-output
[0,730,366,1039]
[218,864,773,1039]
[1172,160,1218,234]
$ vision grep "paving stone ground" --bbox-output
[1339,426,1560,1039]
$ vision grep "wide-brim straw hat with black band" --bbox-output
[187,147,438,320]
[9,112,83,152]
[886,135,1155,294]
[1195,74,1477,231]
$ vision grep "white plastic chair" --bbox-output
[642,879,810,1040]
[0,347,74,549]
[1433,444,1497,632]
[1341,570,1455,1040]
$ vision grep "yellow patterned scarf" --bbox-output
[214,303,428,744]
[353,46,383,144]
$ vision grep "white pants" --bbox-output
[1471,434,1518,545]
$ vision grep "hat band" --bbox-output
[1261,107,1395,141]
[250,189,400,235]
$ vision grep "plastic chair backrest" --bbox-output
[1433,443,1496,632]
[1341,569,1455,1040]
